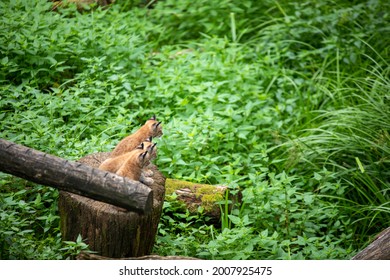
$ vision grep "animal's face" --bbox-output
[126,149,150,168]
[143,141,157,160]
[153,121,163,137]
[137,150,151,167]
[145,116,163,138]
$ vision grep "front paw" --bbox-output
[142,169,154,177]
[140,174,154,186]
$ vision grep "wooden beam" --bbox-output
[0,138,152,214]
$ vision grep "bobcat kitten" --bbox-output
[116,150,154,186]
[98,143,145,173]
[99,140,157,179]
[109,115,162,158]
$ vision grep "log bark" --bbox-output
[352,227,390,260]
[0,138,152,213]
[59,152,165,258]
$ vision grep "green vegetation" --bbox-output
[0,0,389,259]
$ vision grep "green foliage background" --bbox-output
[0,0,389,259]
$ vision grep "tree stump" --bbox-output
[58,152,165,258]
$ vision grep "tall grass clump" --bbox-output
[272,62,390,246]
[255,0,390,248]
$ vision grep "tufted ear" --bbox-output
[145,136,153,142]
[139,151,148,160]
[152,121,161,129]
[150,115,156,120]
[136,142,144,149]
[151,142,157,150]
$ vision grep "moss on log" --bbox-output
[165,178,228,220]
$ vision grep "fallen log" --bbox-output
[352,227,390,260]
[0,138,152,213]
[166,178,227,220]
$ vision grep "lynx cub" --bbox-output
[99,140,157,176]
[109,115,162,158]
[99,143,145,173]
[116,150,153,185]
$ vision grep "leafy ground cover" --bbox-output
[0,0,389,259]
